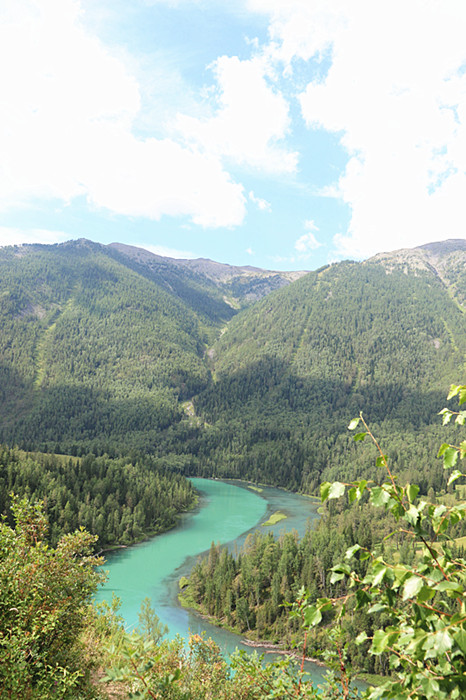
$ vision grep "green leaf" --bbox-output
[437,443,451,457]
[442,411,453,425]
[447,469,464,486]
[345,544,361,559]
[371,629,391,655]
[447,384,460,400]
[375,455,387,467]
[434,581,463,593]
[425,630,453,656]
[402,575,424,600]
[453,629,466,654]
[370,486,390,508]
[348,418,360,430]
[303,605,322,627]
[356,631,368,644]
[331,563,351,576]
[461,441,466,459]
[367,603,387,614]
[320,482,331,502]
[442,447,459,469]
[417,586,435,602]
[406,484,419,503]
[433,504,447,518]
[330,571,345,583]
[404,504,420,526]
[372,566,387,586]
[328,482,346,499]
[355,589,371,609]
[353,432,367,442]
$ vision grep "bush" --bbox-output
[0,496,104,699]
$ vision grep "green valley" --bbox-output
[1,237,466,698]
[1,237,465,494]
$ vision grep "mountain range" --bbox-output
[1,237,465,491]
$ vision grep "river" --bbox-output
[97,478,339,686]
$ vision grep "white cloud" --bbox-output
[246,247,254,255]
[0,227,69,247]
[295,220,321,254]
[247,0,466,257]
[175,55,298,174]
[0,0,245,228]
[249,191,271,211]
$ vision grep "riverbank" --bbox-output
[99,494,199,555]
[178,592,380,687]
[178,588,324,666]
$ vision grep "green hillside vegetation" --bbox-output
[0,446,196,547]
[0,238,465,497]
[0,239,222,451]
[191,255,466,490]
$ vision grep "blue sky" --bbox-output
[1,0,465,271]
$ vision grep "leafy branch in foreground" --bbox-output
[0,496,104,699]
[308,384,466,699]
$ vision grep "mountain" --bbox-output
[0,237,465,492]
[191,240,466,489]
[109,241,307,308]
[0,238,303,452]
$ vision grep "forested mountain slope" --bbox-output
[0,238,301,452]
[110,242,307,309]
[191,240,466,490]
[0,239,217,450]
[0,237,465,493]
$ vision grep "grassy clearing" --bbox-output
[262,511,287,527]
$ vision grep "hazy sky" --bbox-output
[1,0,466,270]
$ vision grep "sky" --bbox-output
[1,0,466,271]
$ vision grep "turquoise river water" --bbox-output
[97,478,354,688]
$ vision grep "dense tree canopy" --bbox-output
[1,240,465,496]
[0,447,196,548]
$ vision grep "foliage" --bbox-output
[0,496,104,698]
[137,597,169,644]
[104,625,353,699]
[306,384,466,699]
[1,240,466,497]
[0,447,196,548]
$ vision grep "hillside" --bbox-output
[109,241,307,308]
[0,238,302,452]
[191,240,466,490]
[0,239,212,450]
[0,237,465,492]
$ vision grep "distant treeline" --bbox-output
[0,446,196,548]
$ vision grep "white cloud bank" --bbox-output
[3,0,466,259]
[249,0,466,257]
[0,227,69,247]
[0,0,245,228]
[175,55,297,174]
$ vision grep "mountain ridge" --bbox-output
[0,236,465,491]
